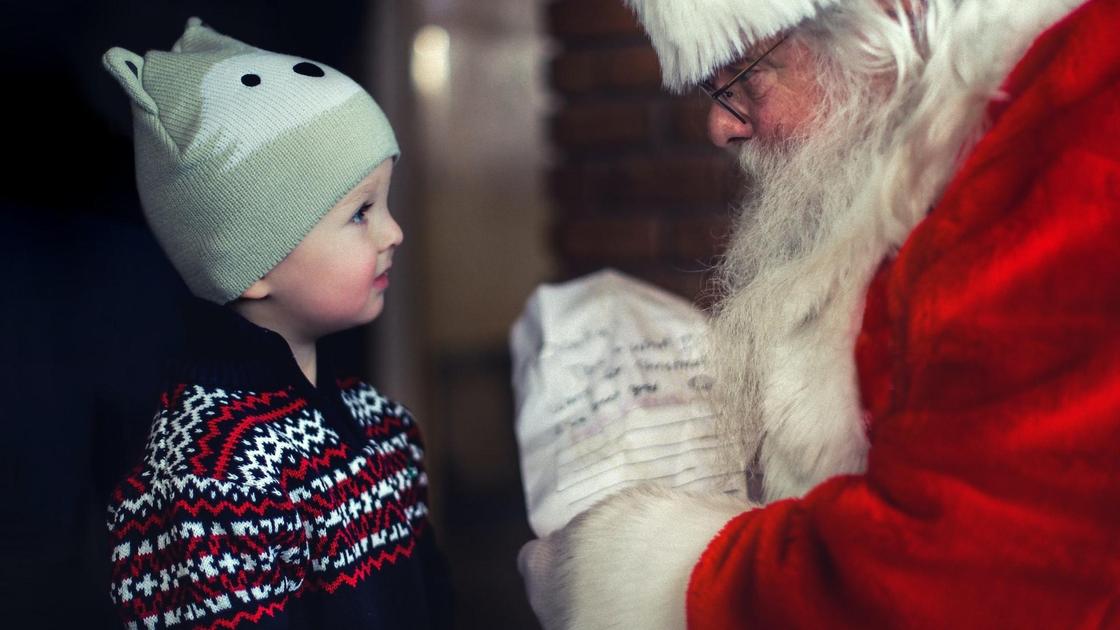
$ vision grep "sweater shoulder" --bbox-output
[336,378,414,424]
[113,383,328,505]
[335,378,425,444]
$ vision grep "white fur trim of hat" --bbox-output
[623,0,841,91]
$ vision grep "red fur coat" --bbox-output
[519,1,1120,628]
[687,0,1120,626]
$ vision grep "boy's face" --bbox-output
[245,158,401,340]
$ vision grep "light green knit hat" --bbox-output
[102,17,400,304]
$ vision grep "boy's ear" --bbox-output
[240,278,271,300]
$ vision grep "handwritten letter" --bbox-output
[511,269,746,536]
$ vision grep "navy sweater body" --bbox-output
[107,299,452,629]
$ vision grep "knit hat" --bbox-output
[102,17,399,304]
[623,0,841,91]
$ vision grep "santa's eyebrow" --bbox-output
[724,37,786,73]
[730,50,767,68]
[732,36,786,67]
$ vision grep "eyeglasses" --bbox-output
[698,37,787,125]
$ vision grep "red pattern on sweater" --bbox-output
[108,380,432,629]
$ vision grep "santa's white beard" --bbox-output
[703,0,1069,500]
[730,112,880,287]
[707,41,900,492]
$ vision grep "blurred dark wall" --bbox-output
[546,0,740,304]
[0,213,187,627]
[0,2,374,626]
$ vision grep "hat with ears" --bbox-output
[623,0,842,91]
[102,17,399,304]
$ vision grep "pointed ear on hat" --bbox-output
[101,47,158,115]
[171,16,256,54]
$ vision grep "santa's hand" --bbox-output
[518,532,568,630]
[517,486,751,630]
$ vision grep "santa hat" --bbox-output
[623,0,841,91]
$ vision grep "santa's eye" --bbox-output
[732,71,770,100]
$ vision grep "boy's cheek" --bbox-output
[312,265,383,320]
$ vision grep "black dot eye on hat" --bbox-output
[241,73,261,87]
[293,62,325,77]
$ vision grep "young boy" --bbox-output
[101,17,451,629]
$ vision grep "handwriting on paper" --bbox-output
[512,269,747,536]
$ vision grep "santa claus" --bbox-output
[519,0,1120,627]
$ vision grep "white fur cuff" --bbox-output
[551,486,752,629]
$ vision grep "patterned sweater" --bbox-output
[106,299,452,628]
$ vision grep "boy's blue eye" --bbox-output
[351,203,372,224]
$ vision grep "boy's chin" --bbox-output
[361,293,386,322]
[297,295,384,339]
[337,294,386,329]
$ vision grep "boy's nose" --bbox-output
[707,102,752,148]
[379,212,404,250]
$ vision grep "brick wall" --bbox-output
[546,0,742,306]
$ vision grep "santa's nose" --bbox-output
[707,102,752,148]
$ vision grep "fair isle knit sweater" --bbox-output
[106,299,452,629]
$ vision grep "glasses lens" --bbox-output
[699,83,746,124]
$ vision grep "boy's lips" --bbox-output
[373,267,391,290]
